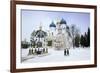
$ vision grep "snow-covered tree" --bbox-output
[75,34,80,47]
[21,39,30,48]
[80,27,90,47]
[70,24,80,48]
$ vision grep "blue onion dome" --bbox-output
[49,22,56,28]
[60,18,67,24]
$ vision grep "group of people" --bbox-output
[64,49,69,56]
[28,47,70,56]
[28,48,48,55]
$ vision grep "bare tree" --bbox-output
[30,30,36,48]
[70,24,80,48]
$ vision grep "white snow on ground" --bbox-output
[21,47,90,63]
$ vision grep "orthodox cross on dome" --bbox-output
[39,22,42,30]
[56,18,61,25]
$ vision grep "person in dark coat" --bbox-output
[43,48,45,53]
[28,48,32,55]
[67,49,69,56]
[64,49,66,56]
[46,48,48,53]
[35,48,37,54]
[32,49,33,54]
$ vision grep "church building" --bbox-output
[48,18,72,50]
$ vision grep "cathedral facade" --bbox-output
[48,18,72,50]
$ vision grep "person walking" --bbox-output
[64,49,66,56]
[67,49,69,56]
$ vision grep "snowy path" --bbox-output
[21,48,90,63]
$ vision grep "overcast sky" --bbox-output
[21,9,90,42]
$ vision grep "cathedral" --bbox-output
[48,18,72,50]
